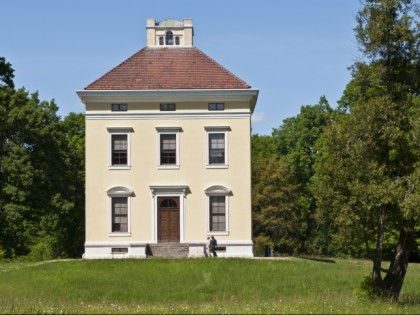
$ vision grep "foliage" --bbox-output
[0,57,14,89]
[251,137,303,254]
[355,274,387,300]
[268,97,333,254]
[312,0,419,300]
[0,59,85,259]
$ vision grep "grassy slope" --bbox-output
[0,258,419,314]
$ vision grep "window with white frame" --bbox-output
[112,197,128,232]
[107,127,133,169]
[156,127,181,169]
[205,126,230,168]
[205,185,230,234]
[209,196,226,231]
[107,186,132,236]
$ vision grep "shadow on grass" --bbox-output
[298,255,336,264]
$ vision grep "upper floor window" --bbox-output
[159,36,164,45]
[112,104,128,111]
[156,127,181,169]
[205,126,230,168]
[160,103,176,111]
[209,133,225,164]
[112,135,127,165]
[208,103,224,111]
[160,134,176,165]
[107,127,133,169]
[166,31,173,45]
[175,36,180,45]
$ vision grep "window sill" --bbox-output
[157,165,180,170]
[206,165,229,169]
[207,231,229,236]
[108,233,131,237]
[109,166,131,170]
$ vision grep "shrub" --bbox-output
[27,238,55,261]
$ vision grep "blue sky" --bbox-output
[2,0,362,135]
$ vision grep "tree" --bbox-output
[0,60,85,259]
[312,0,419,300]
[0,57,15,89]
[55,112,85,257]
[251,138,301,254]
[271,97,333,254]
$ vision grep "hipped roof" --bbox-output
[85,47,251,90]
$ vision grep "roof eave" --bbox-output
[76,89,259,109]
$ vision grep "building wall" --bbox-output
[83,100,253,258]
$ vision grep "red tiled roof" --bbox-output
[85,47,251,90]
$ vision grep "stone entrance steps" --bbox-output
[147,243,189,258]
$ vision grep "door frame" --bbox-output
[150,185,188,243]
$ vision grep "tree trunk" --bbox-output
[381,221,415,301]
[372,205,386,283]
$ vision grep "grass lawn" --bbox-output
[0,257,419,314]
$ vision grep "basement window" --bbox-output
[111,248,128,253]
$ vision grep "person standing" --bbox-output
[210,236,217,257]
[206,236,211,257]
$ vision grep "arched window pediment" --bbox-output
[107,186,133,197]
[205,185,230,196]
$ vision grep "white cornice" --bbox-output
[76,89,259,111]
[85,112,251,120]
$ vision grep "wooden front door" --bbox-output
[157,197,180,242]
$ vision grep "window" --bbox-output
[166,31,173,45]
[160,134,176,165]
[159,36,164,45]
[156,127,181,169]
[111,248,128,253]
[107,186,132,236]
[111,135,127,165]
[208,103,224,111]
[205,185,230,234]
[160,103,176,111]
[112,197,128,232]
[107,127,133,169]
[209,134,225,164]
[205,127,230,168]
[111,104,127,111]
[175,36,180,45]
[210,196,226,231]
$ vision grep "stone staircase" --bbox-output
[147,243,189,258]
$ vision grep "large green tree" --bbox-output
[271,97,333,254]
[251,135,301,254]
[0,59,85,259]
[312,0,419,300]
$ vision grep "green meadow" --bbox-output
[1,258,419,314]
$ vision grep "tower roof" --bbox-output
[85,47,251,90]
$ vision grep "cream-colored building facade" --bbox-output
[77,18,259,258]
